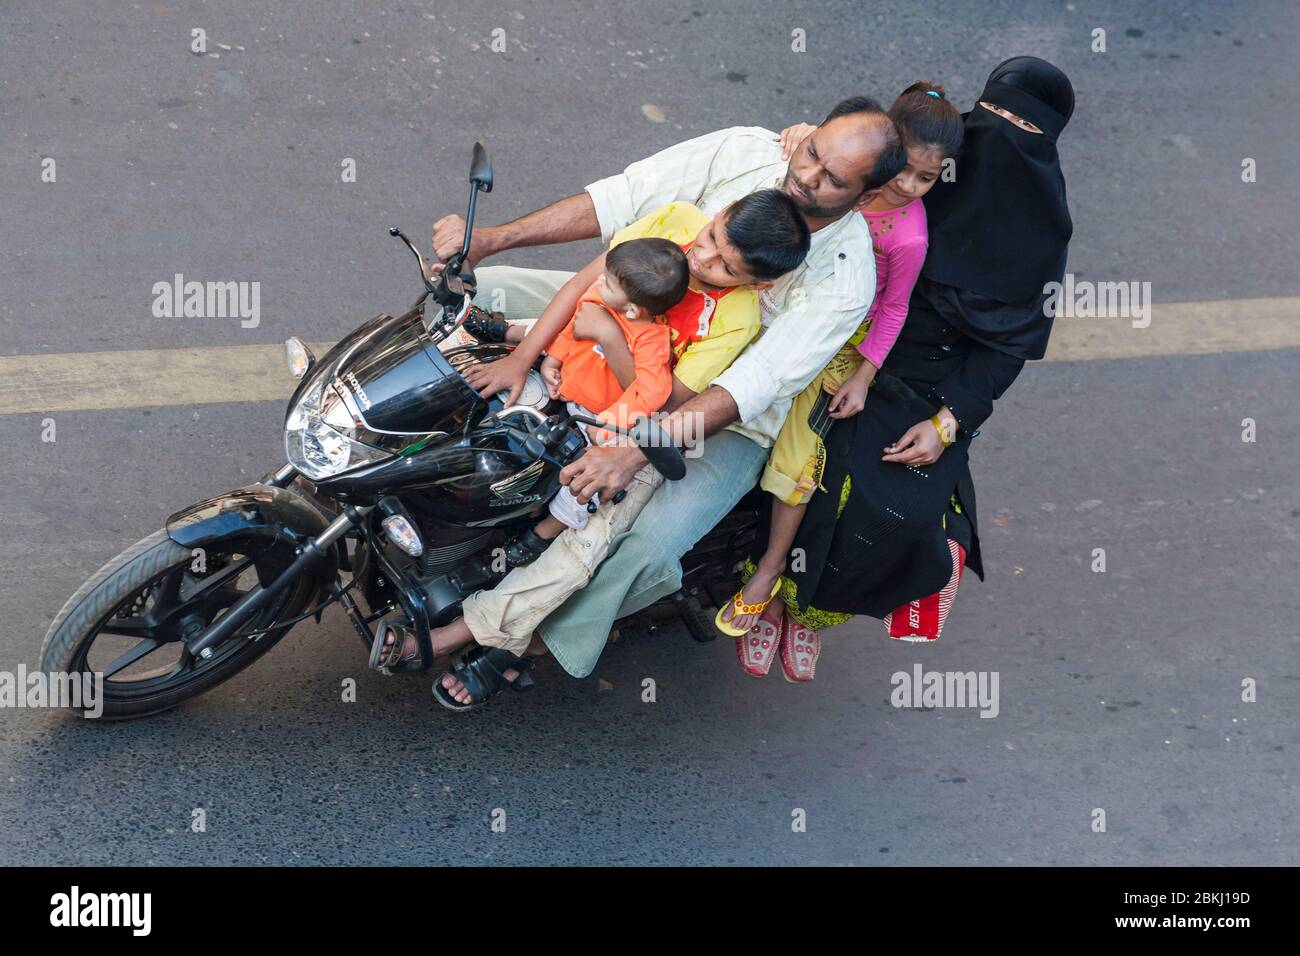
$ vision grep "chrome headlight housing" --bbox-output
[285,376,393,480]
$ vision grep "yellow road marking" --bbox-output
[1044,296,1300,362]
[0,342,335,415]
[0,297,1296,416]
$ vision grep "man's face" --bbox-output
[782,116,881,218]
[686,209,759,289]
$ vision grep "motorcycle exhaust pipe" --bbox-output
[186,505,372,660]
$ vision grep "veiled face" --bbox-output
[978,100,1043,135]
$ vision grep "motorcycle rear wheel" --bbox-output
[40,528,316,721]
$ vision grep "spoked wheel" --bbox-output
[40,529,317,720]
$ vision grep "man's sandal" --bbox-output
[431,645,538,712]
[778,615,820,683]
[714,578,781,638]
[368,620,422,673]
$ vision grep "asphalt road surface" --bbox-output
[1,0,1297,866]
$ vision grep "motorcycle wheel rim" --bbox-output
[69,536,305,701]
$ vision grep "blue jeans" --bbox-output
[538,429,769,677]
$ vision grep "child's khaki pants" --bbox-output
[462,464,665,655]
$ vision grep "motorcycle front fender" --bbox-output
[165,483,341,585]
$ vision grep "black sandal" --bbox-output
[432,646,538,712]
[503,527,552,568]
[462,309,511,344]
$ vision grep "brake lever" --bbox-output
[389,227,437,292]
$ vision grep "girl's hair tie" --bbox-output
[926,90,943,99]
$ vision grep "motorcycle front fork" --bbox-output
[253,464,430,668]
[180,464,375,660]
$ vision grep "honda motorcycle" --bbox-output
[41,144,761,720]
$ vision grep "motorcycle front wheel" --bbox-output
[40,528,317,720]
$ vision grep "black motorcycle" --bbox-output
[41,144,760,720]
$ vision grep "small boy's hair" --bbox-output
[606,237,690,315]
[724,188,811,280]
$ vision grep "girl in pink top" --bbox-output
[718,82,964,674]
[831,81,964,414]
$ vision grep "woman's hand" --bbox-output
[882,410,956,467]
[779,123,818,160]
[463,352,531,404]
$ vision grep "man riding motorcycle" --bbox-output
[428,99,907,706]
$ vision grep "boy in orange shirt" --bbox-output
[530,237,687,538]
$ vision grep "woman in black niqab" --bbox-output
[921,55,1075,357]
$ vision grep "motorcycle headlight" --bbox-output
[285,377,393,480]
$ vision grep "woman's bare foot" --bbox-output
[720,563,784,633]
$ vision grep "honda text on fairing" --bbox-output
[41,145,760,720]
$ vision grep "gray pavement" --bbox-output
[1,0,1297,865]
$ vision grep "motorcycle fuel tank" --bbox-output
[309,305,572,527]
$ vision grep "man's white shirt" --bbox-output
[585,125,877,448]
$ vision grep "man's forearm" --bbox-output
[673,385,741,441]
[485,193,601,256]
[618,383,738,469]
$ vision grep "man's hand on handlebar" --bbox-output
[463,352,532,405]
[560,444,647,504]
[433,214,499,270]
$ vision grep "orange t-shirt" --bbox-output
[545,280,673,430]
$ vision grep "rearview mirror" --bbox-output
[561,411,688,481]
[469,142,493,193]
[629,417,686,481]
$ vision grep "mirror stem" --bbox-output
[456,184,479,273]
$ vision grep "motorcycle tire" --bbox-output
[40,528,315,721]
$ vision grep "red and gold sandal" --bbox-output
[778,615,820,683]
[735,606,783,677]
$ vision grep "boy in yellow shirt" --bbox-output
[372,192,813,706]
